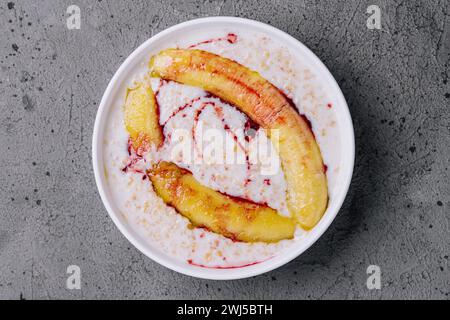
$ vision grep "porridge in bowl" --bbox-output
[101,27,342,269]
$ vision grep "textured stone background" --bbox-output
[0,0,449,300]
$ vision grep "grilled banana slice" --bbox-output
[149,49,328,229]
[148,161,295,243]
[124,82,163,150]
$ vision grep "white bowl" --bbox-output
[92,17,355,280]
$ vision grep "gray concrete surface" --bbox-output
[0,0,449,300]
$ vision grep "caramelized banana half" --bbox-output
[148,162,295,243]
[149,49,328,230]
[124,82,163,150]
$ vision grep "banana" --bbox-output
[124,83,163,150]
[149,161,295,243]
[149,49,328,230]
